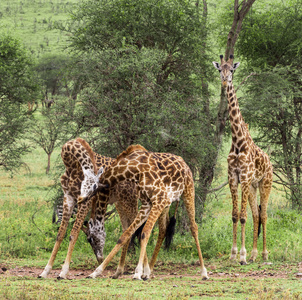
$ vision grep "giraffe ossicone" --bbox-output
[212,55,273,265]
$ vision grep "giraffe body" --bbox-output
[213,56,273,264]
[83,145,208,280]
[39,138,170,279]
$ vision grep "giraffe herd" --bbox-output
[40,55,272,281]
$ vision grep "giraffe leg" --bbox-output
[148,206,169,273]
[133,201,170,280]
[239,182,250,265]
[228,175,239,261]
[183,182,208,280]
[58,199,91,279]
[88,202,151,279]
[39,194,75,278]
[111,205,136,278]
[248,184,259,262]
[111,195,138,279]
[259,175,272,261]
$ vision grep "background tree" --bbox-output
[0,35,40,171]
[35,54,86,107]
[28,98,77,174]
[235,0,302,209]
[62,0,214,221]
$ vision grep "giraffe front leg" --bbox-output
[248,184,259,263]
[111,238,130,279]
[88,203,151,279]
[148,207,169,274]
[229,176,239,261]
[58,200,91,279]
[39,194,75,278]
[111,199,138,279]
[239,182,250,265]
[133,202,168,281]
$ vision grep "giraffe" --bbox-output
[80,144,208,280]
[212,55,273,264]
[39,138,171,279]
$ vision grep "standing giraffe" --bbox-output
[39,138,171,279]
[212,55,273,264]
[79,144,208,280]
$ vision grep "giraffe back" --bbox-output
[102,145,194,204]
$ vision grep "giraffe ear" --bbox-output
[212,61,221,70]
[82,167,93,177]
[233,62,240,70]
[97,166,104,179]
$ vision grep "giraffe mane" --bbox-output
[114,144,148,165]
[75,138,98,175]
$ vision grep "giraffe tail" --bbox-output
[130,222,146,248]
[164,201,179,250]
[258,205,262,237]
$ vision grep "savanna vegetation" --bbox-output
[0,0,302,298]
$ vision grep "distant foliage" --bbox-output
[0,35,40,171]
[65,0,215,221]
[236,0,302,209]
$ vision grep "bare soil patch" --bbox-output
[1,262,301,280]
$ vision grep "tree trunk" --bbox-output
[211,0,256,184]
[46,153,51,174]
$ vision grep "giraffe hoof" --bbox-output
[56,276,67,280]
[240,261,247,265]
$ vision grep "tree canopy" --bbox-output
[236,0,302,208]
[0,35,39,171]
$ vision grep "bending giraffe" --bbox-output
[212,55,273,264]
[79,144,208,280]
[39,138,172,279]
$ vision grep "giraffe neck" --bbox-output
[62,141,96,174]
[226,82,249,149]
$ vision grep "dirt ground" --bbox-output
[1,262,301,280]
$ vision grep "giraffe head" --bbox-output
[79,167,105,202]
[212,55,240,88]
[86,218,106,264]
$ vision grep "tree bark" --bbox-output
[214,0,256,160]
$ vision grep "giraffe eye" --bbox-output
[93,184,97,191]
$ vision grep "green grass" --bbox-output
[0,1,301,298]
[0,0,79,57]
[1,270,302,299]
[1,135,302,298]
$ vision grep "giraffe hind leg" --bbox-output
[259,175,272,261]
[248,184,259,263]
[183,183,208,280]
